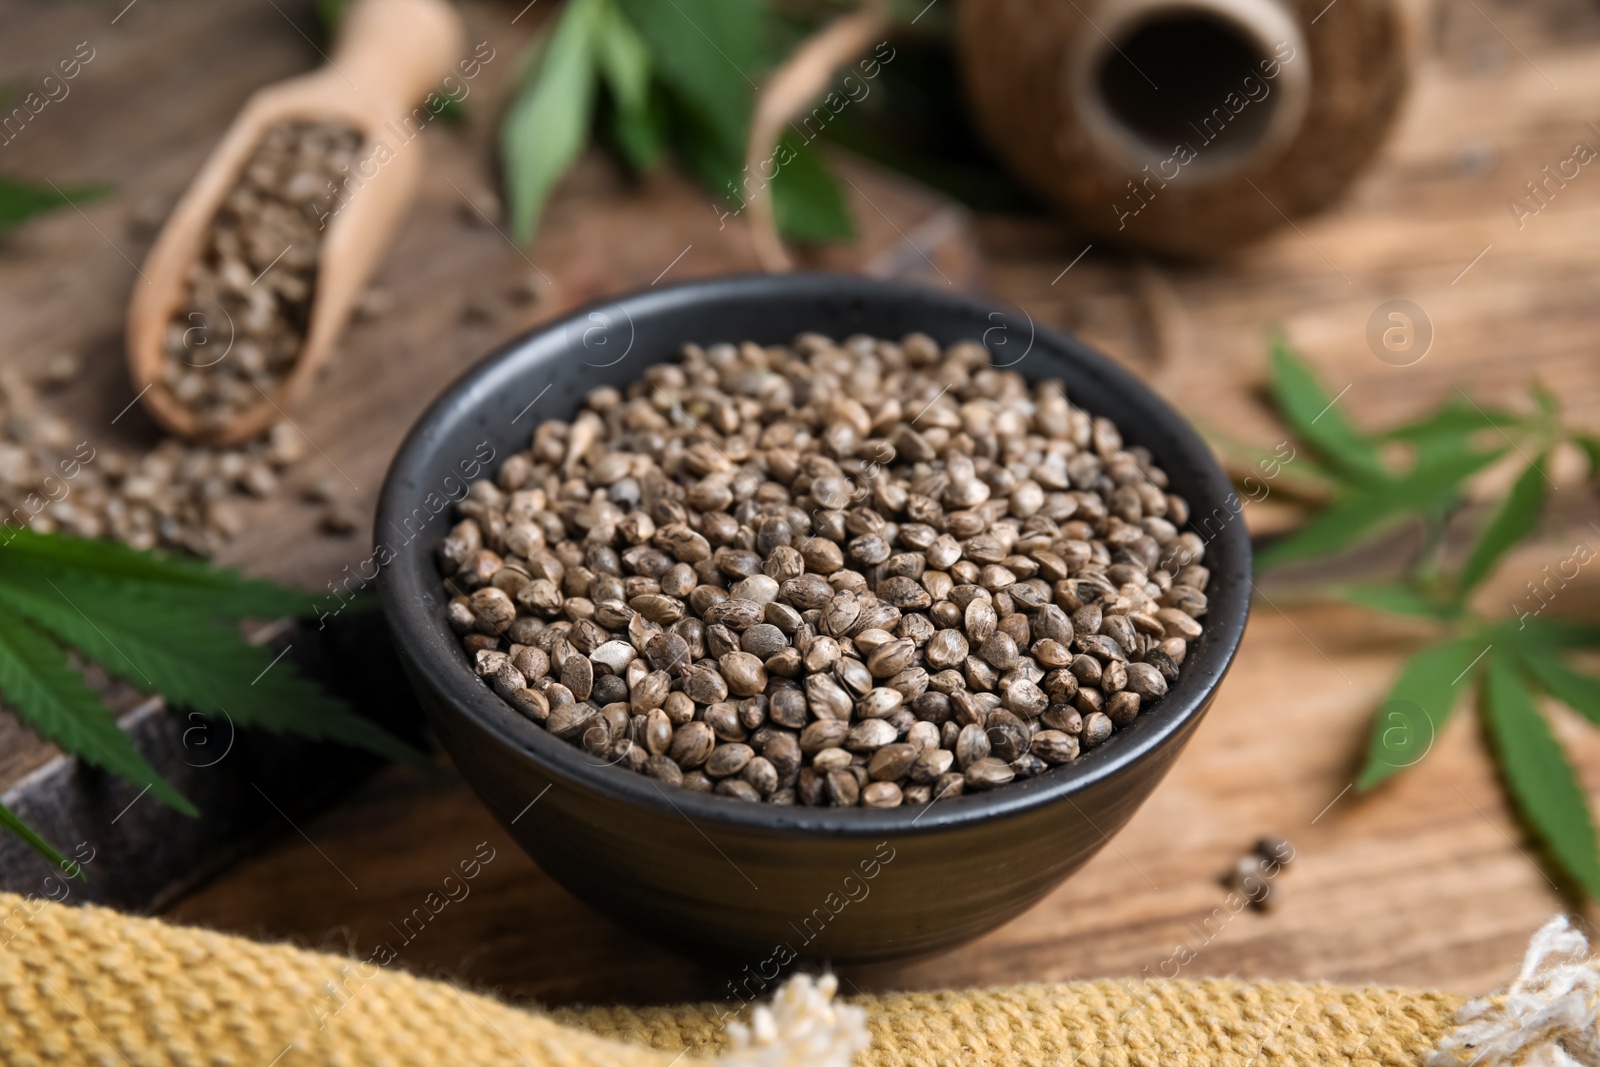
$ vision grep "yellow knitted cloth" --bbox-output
[0,891,1463,1067]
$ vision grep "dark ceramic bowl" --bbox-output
[377,273,1249,965]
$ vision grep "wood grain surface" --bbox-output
[7,0,1600,1011]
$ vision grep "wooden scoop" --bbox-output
[127,0,466,445]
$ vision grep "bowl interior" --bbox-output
[376,272,1251,837]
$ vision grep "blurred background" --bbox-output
[5,0,1600,1008]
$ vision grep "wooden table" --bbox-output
[8,0,1600,1010]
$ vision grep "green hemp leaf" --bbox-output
[0,528,422,867]
[1255,341,1600,896]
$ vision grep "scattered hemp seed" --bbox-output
[301,475,341,504]
[440,333,1210,807]
[38,353,82,390]
[321,502,361,536]
[0,370,352,554]
[1224,836,1296,911]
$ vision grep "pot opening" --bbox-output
[1091,6,1286,173]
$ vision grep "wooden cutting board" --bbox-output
[5,0,1600,1010]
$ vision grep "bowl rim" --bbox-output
[376,271,1251,838]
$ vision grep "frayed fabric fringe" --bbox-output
[1429,916,1600,1067]
[717,974,869,1067]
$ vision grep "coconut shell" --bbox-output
[956,0,1418,258]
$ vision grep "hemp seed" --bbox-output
[442,332,1208,806]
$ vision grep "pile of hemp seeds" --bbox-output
[441,333,1210,807]
[0,362,352,554]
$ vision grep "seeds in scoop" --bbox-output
[445,332,1208,805]
[159,122,361,434]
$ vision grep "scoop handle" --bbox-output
[330,0,468,116]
